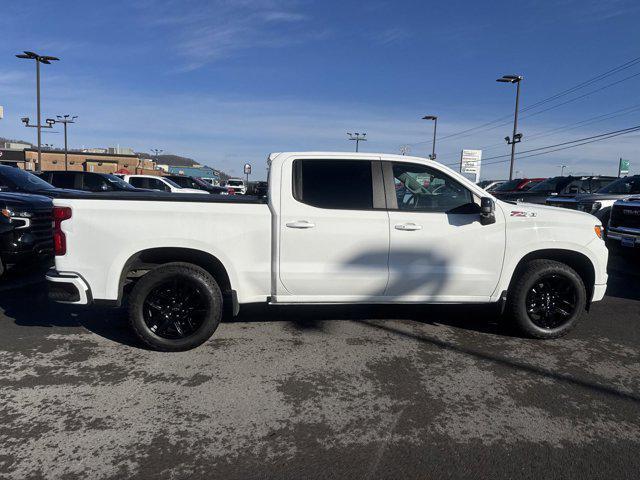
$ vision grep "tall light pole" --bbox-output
[347,132,366,152]
[497,74,523,180]
[16,51,60,172]
[150,148,163,168]
[422,115,437,160]
[558,165,567,176]
[56,115,77,171]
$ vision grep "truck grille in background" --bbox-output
[610,203,640,229]
[577,201,595,212]
[30,209,54,254]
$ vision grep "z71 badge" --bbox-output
[510,211,537,218]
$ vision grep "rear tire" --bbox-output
[507,259,587,339]
[128,262,222,351]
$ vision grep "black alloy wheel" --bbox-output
[143,278,209,339]
[525,274,578,329]
[128,262,223,351]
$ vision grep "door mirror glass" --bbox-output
[480,197,496,225]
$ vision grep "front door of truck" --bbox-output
[384,161,505,300]
[278,158,390,298]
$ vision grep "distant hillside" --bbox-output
[136,152,230,180]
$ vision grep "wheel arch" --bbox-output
[117,247,233,304]
[506,248,596,307]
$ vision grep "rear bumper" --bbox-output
[46,270,91,305]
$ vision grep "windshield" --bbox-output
[105,174,137,190]
[530,177,568,192]
[596,176,640,194]
[227,180,243,186]
[0,167,55,192]
[521,179,543,190]
[493,179,523,192]
[163,178,181,188]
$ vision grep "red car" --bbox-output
[491,177,545,193]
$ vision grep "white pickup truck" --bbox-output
[47,152,608,351]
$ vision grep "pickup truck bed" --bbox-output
[51,190,266,204]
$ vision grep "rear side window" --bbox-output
[50,172,77,189]
[129,177,148,189]
[293,159,373,210]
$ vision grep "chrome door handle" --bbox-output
[395,223,422,231]
[286,220,316,229]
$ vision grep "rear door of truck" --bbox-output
[278,156,390,297]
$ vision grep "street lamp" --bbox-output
[56,115,77,171]
[422,115,438,160]
[16,51,60,172]
[347,132,366,152]
[558,165,567,176]
[497,74,523,180]
[150,149,163,172]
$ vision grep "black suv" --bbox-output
[494,175,616,205]
[608,197,640,251]
[164,174,231,194]
[38,170,144,192]
[0,192,53,276]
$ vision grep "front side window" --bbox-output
[149,178,170,191]
[293,159,373,210]
[83,174,112,192]
[391,162,473,212]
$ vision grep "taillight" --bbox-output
[53,206,72,256]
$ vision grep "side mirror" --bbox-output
[480,197,496,225]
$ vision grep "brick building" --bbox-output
[0,148,160,176]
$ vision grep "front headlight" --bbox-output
[1,208,33,219]
[591,202,602,214]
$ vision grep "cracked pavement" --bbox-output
[0,255,639,479]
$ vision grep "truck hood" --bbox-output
[0,192,53,210]
[572,193,634,202]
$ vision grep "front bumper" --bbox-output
[46,270,91,305]
[607,226,640,248]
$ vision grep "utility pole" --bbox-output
[56,115,77,170]
[497,74,523,180]
[16,51,60,172]
[347,132,367,152]
[422,115,437,160]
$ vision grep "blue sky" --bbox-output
[1,0,640,180]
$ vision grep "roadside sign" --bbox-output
[460,149,482,183]
[619,158,630,176]
[244,163,252,175]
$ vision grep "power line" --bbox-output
[406,55,640,147]
[441,124,640,167]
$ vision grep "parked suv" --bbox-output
[120,175,208,194]
[225,178,247,195]
[495,175,615,204]
[0,192,53,276]
[38,171,145,192]
[608,197,640,250]
[164,175,232,195]
[545,175,640,232]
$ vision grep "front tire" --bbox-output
[507,259,587,339]
[128,262,223,351]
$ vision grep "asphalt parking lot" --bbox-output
[1,255,639,480]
